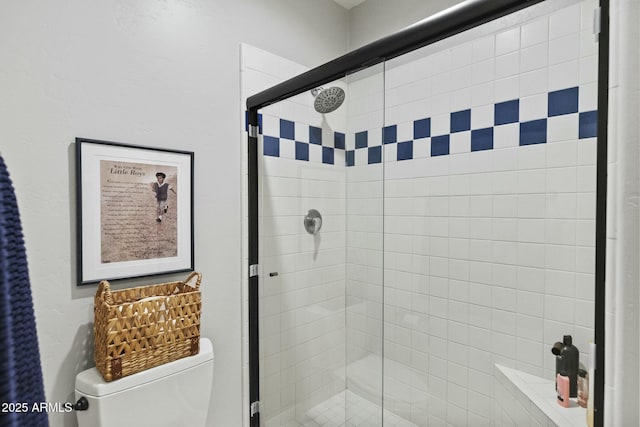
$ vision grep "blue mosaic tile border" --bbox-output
[246,85,598,167]
[245,112,346,165]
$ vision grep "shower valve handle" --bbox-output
[304,209,322,235]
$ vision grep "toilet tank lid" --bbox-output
[76,338,213,397]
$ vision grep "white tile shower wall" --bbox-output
[241,44,350,426]
[342,1,598,425]
[259,152,348,426]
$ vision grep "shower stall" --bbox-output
[244,0,607,425]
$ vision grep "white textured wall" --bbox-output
[0,1,348,426]
[607,0,640,426]
[347,0,464,49]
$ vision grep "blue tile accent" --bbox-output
[322,147,334,164]
[414,118,431,139]
[397,141,413,161]
[256,85,595,168]
[579,110,598,138]
[355,131,368,149]
[369,146,382,164]
[431,135,450,156]
[495,99,519,125]
[309,126,322,145]
[334,132,346,149]
[280,119,295,140]
[548,87,579,117]
[383,125,397,144]
[296,141,309,161]
[346,150,355,166]
[520,119,547,146]
[451,109,471,133]
[471,128,494,151]
[264,136,280,157]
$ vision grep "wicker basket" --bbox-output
[93,272,202,382]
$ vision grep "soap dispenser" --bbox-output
[552,335,579,398]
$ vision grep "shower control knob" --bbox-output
[304,209,322,235]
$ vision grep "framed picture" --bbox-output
[76,138,194,285]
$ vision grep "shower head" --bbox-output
[311,86,345,114]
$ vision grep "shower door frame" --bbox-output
[245,1,609,426]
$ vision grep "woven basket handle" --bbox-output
[96,280,113,304]
[183,271,202,290]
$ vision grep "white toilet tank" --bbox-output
[75,338,213,427]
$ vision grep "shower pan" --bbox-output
[245,0,608,426]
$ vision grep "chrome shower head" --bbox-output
[311,86,345,114]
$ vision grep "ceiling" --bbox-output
[333,0,367,10]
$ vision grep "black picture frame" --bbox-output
[76,138,194,285]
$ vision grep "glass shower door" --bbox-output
[252,1,600,425]
[344,64,385,427]
[257,88,348,425]
[256,62,388,426]
[379,1,599,425]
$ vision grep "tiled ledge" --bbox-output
[496,364,588,427]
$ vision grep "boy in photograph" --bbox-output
[151,172,176,222]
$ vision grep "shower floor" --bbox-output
[296,390,418,427]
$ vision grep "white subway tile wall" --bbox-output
[241,0,598,425]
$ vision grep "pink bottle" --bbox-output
[557,373,570,408]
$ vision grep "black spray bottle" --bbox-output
[551,335,579,398]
